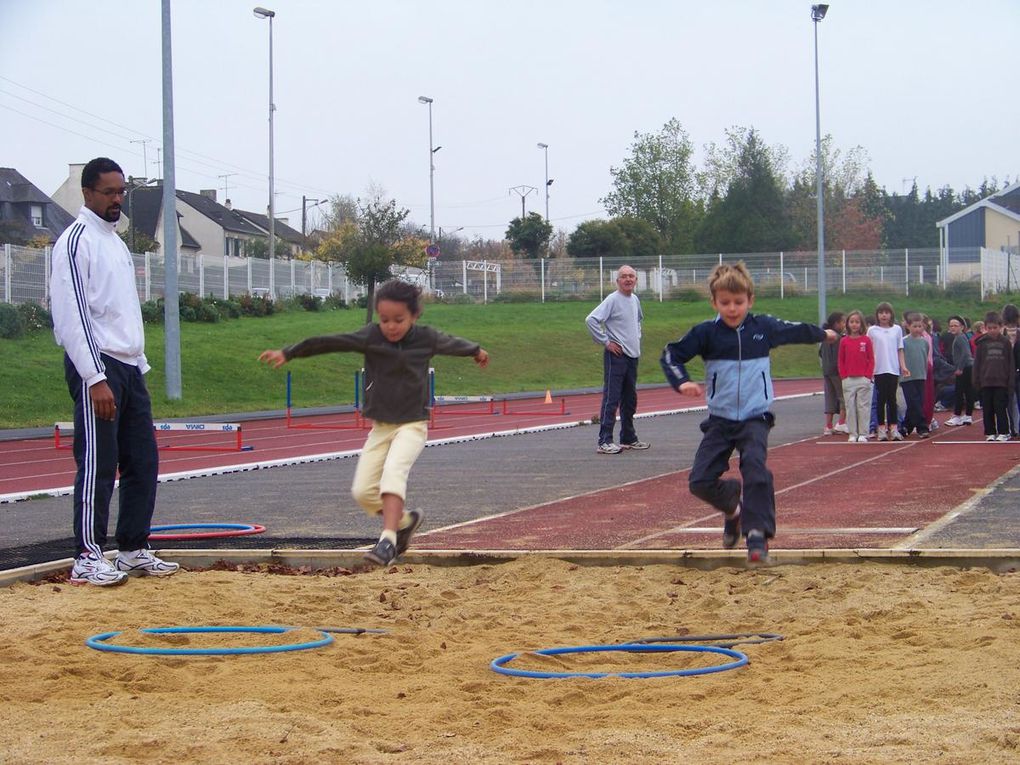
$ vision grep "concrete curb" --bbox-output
[5,547,1018,588]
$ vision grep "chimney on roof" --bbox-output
[225,199,232,210]
[200,189,217,201]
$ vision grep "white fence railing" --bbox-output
[0,244,990,307]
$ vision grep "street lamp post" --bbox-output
[254,6,276,292]
[418,96,438,245]
[301,195,322,249]
[537,142,551,222]
[812,3,828,324]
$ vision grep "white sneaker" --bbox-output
[878,427,888,441]
[996,434,1011,442]
[891,429,904,441]
[930,419,940,430]
[115,549,180,577]
[961,415,973,425]
[822,427,834,436]
[833,423,849,434]
[857,435,870,442]
[847,435,857,443]
[945,416,963,426]
[985,435,996,442]
[70,552,128,587]
[596,442,622,455]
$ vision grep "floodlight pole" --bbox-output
[812,3,829,324]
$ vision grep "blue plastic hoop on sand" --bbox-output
[85,625,333,656]
[490,643,749,679]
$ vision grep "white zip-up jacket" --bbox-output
[50,206,149,387]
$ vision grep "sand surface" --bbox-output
[1,558,1018,764]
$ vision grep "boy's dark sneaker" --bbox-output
[746,530,769,566]
[395,509,425,556]
[722,507,741,549]
[364,538,397,567]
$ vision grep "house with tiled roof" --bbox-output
[937,182,1020,277]
[120,184,200,254]
[233,207,305,257]
[0,167,75,245]
[52,164,298,259]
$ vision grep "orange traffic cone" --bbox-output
[544,389,553,405]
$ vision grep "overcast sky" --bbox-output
[2,0,1017,242]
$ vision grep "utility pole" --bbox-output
[509,185,537,219]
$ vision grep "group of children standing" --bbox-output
[821,302,1020,443]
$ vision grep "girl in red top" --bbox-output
[838,310,876,442]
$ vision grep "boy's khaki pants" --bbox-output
[351,420,428,514]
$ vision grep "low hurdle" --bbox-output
[54,421,253,452]
[429,368,497,416]
[285,370,368,430]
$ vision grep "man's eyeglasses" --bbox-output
[90,187,128,198]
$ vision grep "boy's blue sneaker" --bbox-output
[722,507,741,549]
[364,538,397,567]
[746,530,769,566]
[395,509,425,556]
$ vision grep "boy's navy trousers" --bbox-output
[688,413,776,539]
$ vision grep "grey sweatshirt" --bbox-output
[585,290,643,358]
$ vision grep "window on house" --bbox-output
[30,205,43,227]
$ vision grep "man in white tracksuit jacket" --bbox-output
[50,157,178,586]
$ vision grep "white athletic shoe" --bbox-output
[996,434,1011,442]
[833,423,849,434]
[857,435,870,443]
[70,552,128,587]
[961,415,973,425]
[985,435,997,442]
[115,549,180,577]
[847,435,857,443]
[945,416,963,426]
[877,427,889,441]
[596,442,622,455]
[891,429,904,441]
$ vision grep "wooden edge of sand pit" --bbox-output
[3,548,1019,588]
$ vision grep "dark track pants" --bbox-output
[65,354,158,557]
[597,350,639,446]
[688,413,776,539]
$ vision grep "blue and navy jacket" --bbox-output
[661,313,827,421]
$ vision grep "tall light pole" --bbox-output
[537,142,552,222]
[812,3,828,324]
[254,6,276,288]
[418,96,438,245]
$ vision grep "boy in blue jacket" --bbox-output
[661,263,837,564]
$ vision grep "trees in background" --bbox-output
[505,212,553,258]
[317,193,422,321]
[600,117,703,253]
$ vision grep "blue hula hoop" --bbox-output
[85,625,333,656]
[150,523,254,532]
[490,643,748,679]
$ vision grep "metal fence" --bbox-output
[0,243,985,308]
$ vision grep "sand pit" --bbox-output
[1,557,1018,764]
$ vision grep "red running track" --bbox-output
[0,381,817,500]
[418,411,1020,552]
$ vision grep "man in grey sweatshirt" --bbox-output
[585,265,649,454]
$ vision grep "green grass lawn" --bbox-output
[0,288,1001,429]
